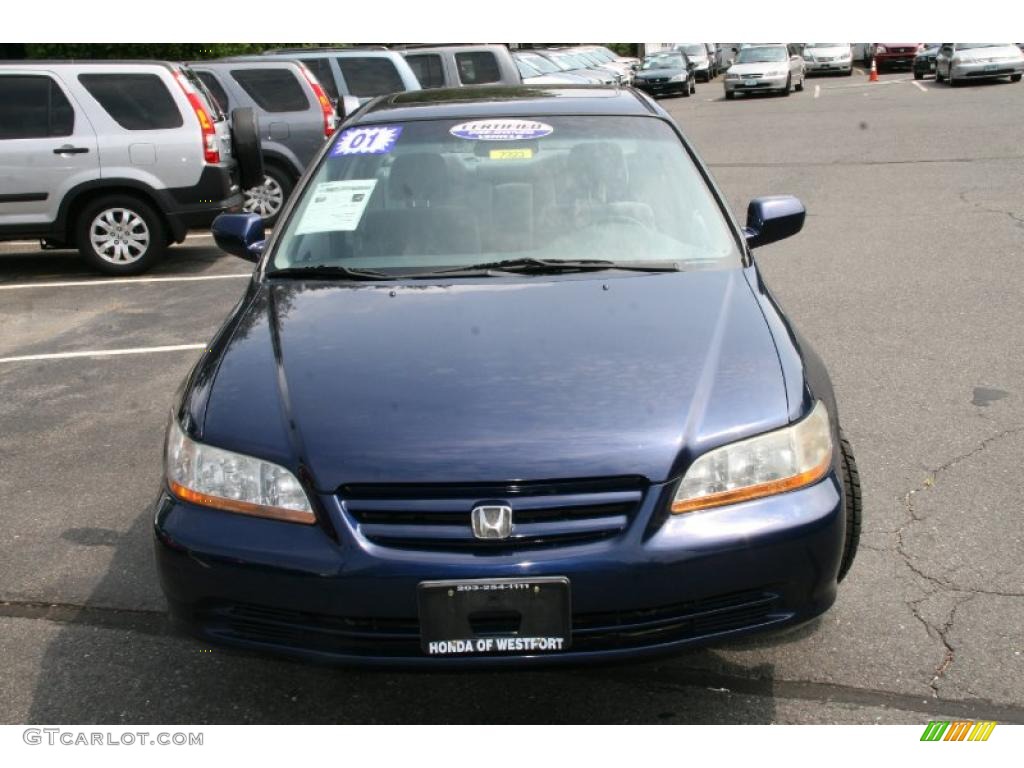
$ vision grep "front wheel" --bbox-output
[935,66,945,82]
[75,195,167,275]
[782,75,792,96]
[795,73,804,91]
[837,429,862,582]
[1011,74,1022,83]
[724,90,735,100]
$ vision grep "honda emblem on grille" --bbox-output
[471,505,513,540]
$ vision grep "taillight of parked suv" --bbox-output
[173,69,221,164]
[297,62,337,138]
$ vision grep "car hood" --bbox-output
[728,62,788,75]
[955,45,1023,61]
[199,269,789,489]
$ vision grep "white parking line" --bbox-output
[0,273,250,291]
[912,80,928,92]
[0,343,207,365]
[814,85,821,99]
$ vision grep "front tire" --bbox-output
[837,429,862,582]
[75,195,166,276]
[795,73,804,91]
[782,75,792,96]
[1011,74,1022,83]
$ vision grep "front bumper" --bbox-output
[951,60,1024,78]
[634,79,689,96]
[154,472,846,667]
[805,59,853,73]
[875,54,916,69]
[723,73,788,94]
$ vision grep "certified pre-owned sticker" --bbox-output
[450,119,554,142]
[331,125,403,156]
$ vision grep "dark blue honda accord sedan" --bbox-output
[154,86,861,666]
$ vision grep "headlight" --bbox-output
[671,401,833,514]
[840,52,852,60]
[952,56,962,65]
[669,73,686,82]
[725,72,741,80]
[165,416,315,524]
[875,46,887,54]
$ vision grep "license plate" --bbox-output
[984,64,999,71]
[743,79,759,86]
[417,576,571,656]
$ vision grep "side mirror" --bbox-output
[744,195,806,249]
[212,213,266,262]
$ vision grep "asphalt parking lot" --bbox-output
[1,69,1022,724]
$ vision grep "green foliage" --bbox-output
[604,43,640,58]
[21,43,349,61]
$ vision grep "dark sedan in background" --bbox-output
[632,50,695,97]
[155,86,861,667]
[913,44,940,79]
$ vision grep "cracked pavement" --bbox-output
[1,70,1022,723]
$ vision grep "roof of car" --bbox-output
[355,85,657,123]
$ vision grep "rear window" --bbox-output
[406,54,446,89]
[195,71,230,113]
[305,58,339,101]
[455,52,502,85]
[231,68,309,112]
[0,74,74,140]
[336,57,404,98]
[78,73,183,130]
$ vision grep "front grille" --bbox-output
[197,586,785,658]
[340,478,646,552]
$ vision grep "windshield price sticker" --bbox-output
[450,119,554,141]
[331,125,403,156]
[489,148,534,160]
[294,180,377,234]
[426,637,566,655]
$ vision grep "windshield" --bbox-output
[736,46,788,63]
[270,116,741,276]
[642,53,684,70]
[516,58,542,78]
[548,53,576,71]
[519,53,560,74]
[678,44,705,57]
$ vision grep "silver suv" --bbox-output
[398,45,522,89]
[0,60,259,274]
[189,58,338,225]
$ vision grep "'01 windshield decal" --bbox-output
[449,119,554,141]
[331,125,403,156]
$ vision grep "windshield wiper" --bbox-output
[269,265,394,281]
[413,258,682,277]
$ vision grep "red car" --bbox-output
[868,44,923,71]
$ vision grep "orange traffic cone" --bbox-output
[868,59,879,82]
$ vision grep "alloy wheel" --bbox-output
[88,208,151,265]
[243,174,285,220]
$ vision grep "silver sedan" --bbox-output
[724,44,805,99]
